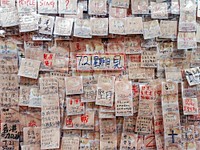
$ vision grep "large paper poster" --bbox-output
[76,54,126,71]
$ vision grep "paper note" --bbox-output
[18,58,41,79]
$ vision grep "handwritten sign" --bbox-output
[165,67,182,82]
[126,17,143,34]
[123,116,136,133]
[140,85,155,101]
[171,0,180,14]
[125,36,143,54]
[111,0,129,8]
[179,1,196,32]
[74,19,92,38]
[29,87,41,107]
[100,119,117,149]
[120,133,137,149]
[41,94,60,128]
[107,41,124,53]
[0,74,18,91]
[185,67,200,86]
[65,76,83,95]
[141,51,158,68]
[58,0,77,14]
[151,2,168,19]
[1,0,15,7]
[18,58,41,79]
[17,0,36,13]
[88,0,107,15]
[41,128,60,149]
[76,54,125,71]
[138,100,154,116]
[128,55,155,79]
[135,116,153,134]
[109,6,127,18]
[1,123,20,140]
[38,0,57,14]
[183,97,198,115]
[63,111,94,130]
[109,17,126,35]
[43,53,54,68]
[96,75,115,107]
[81,84,97,102]
[91,18,108,36]
[19,12,38,32]
[143,20,160,39]
[50,72,68,88]
[0,91,19,108]
[160,20,177,39]
[39,77,58,95]
[61,137,79,150]
[54,17,73,36]
[1,7,19,27]
[0,140,19,150]
[23,127,41,145]
[38,15,55,35]
[24,41,44,61]
[154,117,164,134]
[66,97,85,115]
[178,32,197,49]
[165,127,182,147]
[181,125,196,150]
[19,86,31,106]
[1,108,19,123]
[0,57,18,74]
[131,0,149,14]
[41,103,60,127]
[115,80,133,116]
[162,81,180,131]
[144,134,156,149]
[155,134,164,149]
[100,133,117,150]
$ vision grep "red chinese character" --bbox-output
[66,117,73,126]
[28,120,37,127]
[48,54,53,59]
[75,99,79,104]
[44,60,49,66]
[44,53,48,59]
[70,99,73,105]
[81,114,88,123]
